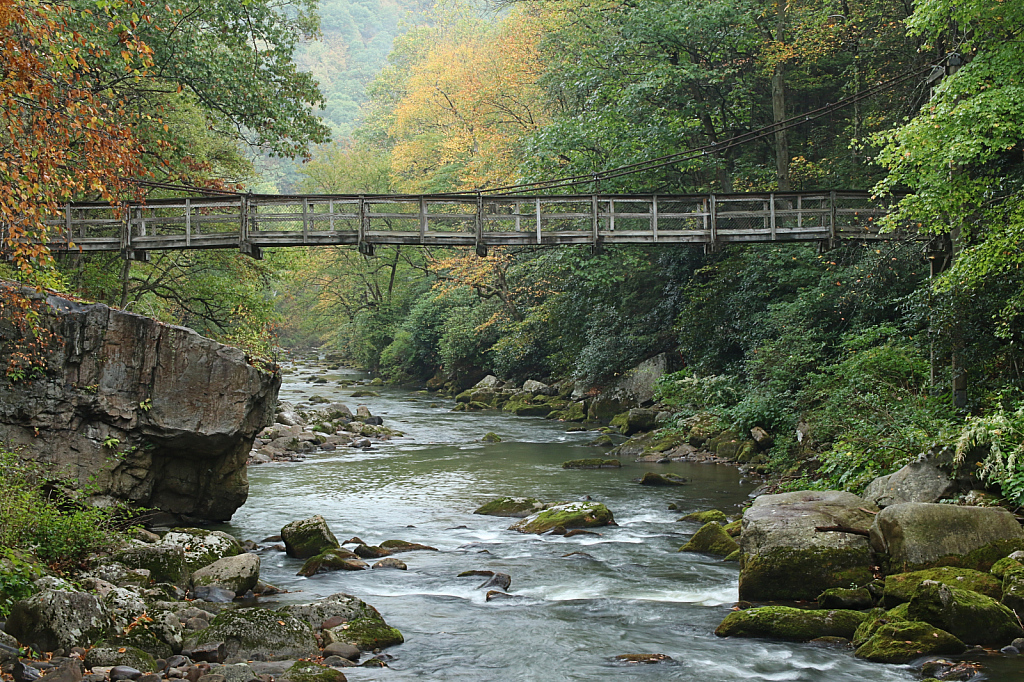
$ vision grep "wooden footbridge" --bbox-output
[44,190,908,259]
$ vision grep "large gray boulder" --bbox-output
[869,502,1024,573]
[191,553,260,595]
[5,589,112,652]
[739,490,878,601]
[116,544,189,587]
[183,608,318,661]
[0,285,280,522]
[862,459,957,507]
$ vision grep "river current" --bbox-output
[214,361,1016,681]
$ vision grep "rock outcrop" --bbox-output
[0,285,280,521]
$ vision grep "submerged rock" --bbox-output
[284,661,347,682]
[638,472,687,486]
[474,497,549,518]
[379,540,438,553]
[714,606,869,641]
[739,490,877,602]
[613,654,673,664]
[0,285,279,522]
[561,459,620,469]
[509,502,615,534]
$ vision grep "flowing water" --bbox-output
[217,361,1021,681]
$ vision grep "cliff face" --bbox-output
[0,285,280,522]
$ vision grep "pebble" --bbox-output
[109,666,143,682]
[321,656,356,668]
[322,643,361,661]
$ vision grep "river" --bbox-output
[216,359,1018,681]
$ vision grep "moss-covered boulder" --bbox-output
[284,661,347,682]
[93,626,173,660]
[561,459,621,469]
[183,608,318,661]
[587,435,614,447]
[559,401,587,422]
[116,544,189,587]
[639,472,687,486]
[739,491,878,602]
[869,503,1024,573]
[323,617,404,651]
[618,409,657,436]
[679,522,740,556]
[509,502,615,534]
[992,556,1023,580]
[297,549,367,576]
[854,621,965,664]
[850,608,892,647]
[724,549,741,562]
[191,553,260,596]
[281,515,341,559]
[474,497,549,518]
[160,528,242,573]
[714,606,869,641]
[84,644,158,672]
[282,592,384,631]
[379,539,438,553]
[1003,565,1024,616]
[817,587,873,610]
[908,580,1024,645]
[723,519,742,537]
[482,432,502,443]
[678,510,727,524]
[5,589,113,652]
[883,566,1001,608]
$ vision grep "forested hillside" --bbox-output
[3,0,1024,500]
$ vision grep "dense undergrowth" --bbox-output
[0,448,136,617]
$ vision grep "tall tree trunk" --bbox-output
[772,0,790,191]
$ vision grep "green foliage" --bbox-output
[0,548,36,619]
[656,373,743,412]
[955,406,1024,507]
[0,447,135,574]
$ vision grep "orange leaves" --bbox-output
[0,0,147,274]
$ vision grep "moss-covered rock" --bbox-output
[817,587,873,610]
[723,519,742,537]
[284,660,347,682]
[84,644,158,672]
[455,390,473,403]
[561,401,587,422]
[723,549,741,562]
[482,432,502,443]
[907,580,1024,645]
[679,522,740,556]
[473,497,549,518]
[505,401,552,417]
[94,626,173,660]
[850,608,890,647]
[561,458,621,469]
[869,503,1024,573]
[5,589,113,652]
[379,539,438,553]
[991,556,1023,580]
[509,502,615,534]
[678,510,727,524]
[587,435,614,447]
[160,528,242,573]
[297,549,368,576]
[714,606,869,641]
[883,567,1001,607]
[639,472,687,486]
[854,621,965,664]
[282,592,384,631]
[281,515,340,559]
[183,607,318,661]
[739,491,877,602]
[323,617,404,651]
[116,544,189,587]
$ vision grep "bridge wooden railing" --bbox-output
[41,190,907,259]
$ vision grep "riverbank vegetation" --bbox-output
[2,0,1024,504]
